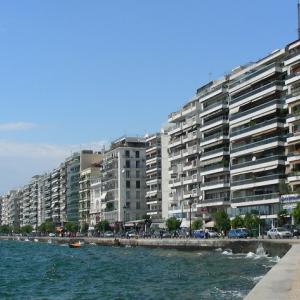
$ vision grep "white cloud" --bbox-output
[0,122,36,131]
[0,139,108,193]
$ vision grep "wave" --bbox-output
[222,249,233,255]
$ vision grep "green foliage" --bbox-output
[231,215,244,228]
[277,209,288,227]
[106,202,114,212]
[166,217,181,231]
[293,202,300,225]
[80,223,89,233]
[38,220,55,233]
[191,218,203,230]
[243,213,260,230]
[213,210,230,232]
[278,180,292,194]
[20,225,33,234]
[64,222,78,233]
[0,224,10,234]
[95,220,110,232]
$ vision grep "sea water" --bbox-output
[0,240,278,300]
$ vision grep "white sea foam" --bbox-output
[269,256,280,263]
[253,275,264,283]
[215,248,222,252]
[246,252,256,258]
[222,249,232,255]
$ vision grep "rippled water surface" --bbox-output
[0,240,277,299]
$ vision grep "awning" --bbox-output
[204,221,215,228]
[100,192,107,200]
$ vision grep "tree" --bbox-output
[20,225,33,234]
[191,218,203,230]
[64,222,78,233]
[166,217,181,231]
[231,215,244,228]
[0,224,10,234]
[80,223,89,233]
[213,211,230,233]
[277,209,288,227]
[243,213,260,231]
[293,202,300,225]
[95,220,110,232]
[38,220,55,233]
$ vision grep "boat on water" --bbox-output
[69,241,82,248]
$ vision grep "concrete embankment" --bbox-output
[0,235,293,257]
[245,243,300,300]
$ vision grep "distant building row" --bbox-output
[2,39,300,230]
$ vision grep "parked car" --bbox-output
[227,228,248,239]
[283,225,300,238]
[208,230,219,238]
[127,230,138,238]
[103,231,114,238]
[48,233,56,237]
[192,230,205,238]
[267,227,292,239]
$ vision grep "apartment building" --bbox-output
[8,190,22,229]
[229,49,286,225]
[0,192,9,226]
[79,164,101,229]
[66,151,102,225]
[197,79,231,220]
[168,97,202,225]
[101,137,147,224]
[89,175,102,227]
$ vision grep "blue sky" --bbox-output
[0,0,297,192]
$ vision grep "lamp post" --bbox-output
[123,205,127,231]
[188,196,193,237]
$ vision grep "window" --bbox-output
[136,201,140,209]
[136,181,140,189]
[136,170,140,178]
[126,181,131,188]
[136,190,140,199]
[135,151,140,158]
[126,202,130,208]
[126,160,130,168]
[126,170,130,178]
[125,150,130,158]
[126,191,131,199]
[136,160,140,168]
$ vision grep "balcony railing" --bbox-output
[231,193,280,203]
[202,132,228,143]
[231,174,285,186]
[202,197,230,203]
[231,136,285,154]
[229,62,282,89]
[231,118,284,137]
[202,180,230,187]
[201,162,229,172]
[230,99,284,121]
[231,155,285,170]
[201,147,229,158]
[203,115,228,127]
[286,49,300,60]
[230,80,283,105]
[202,99,228,112]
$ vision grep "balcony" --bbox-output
[229,62,282,90]
[229,99,284,122]
[183,188,200,199]
[231,193,280,204]
[198,84,226,102]
[231,118,284,139]
[168,111,182,123]
[201,179,230,190]
[181,102,198,116]
[231,174,285,187]
[182,145,199,157]
[285,49,300,65]
[182,131,199,143]
[200,132,228,146]
[201,162,229,175]
[230,81,284,106]
[231,155,285,171]
[201,115,228,132]
[169,136,182,148]
[169,151,182,161]
[198,197,230,207]
[169,123,182,135]
[182,160,198,171]
[182,174,200,185]
[231,136,285,155]
[201,100,228,116]
[169,178,182,187]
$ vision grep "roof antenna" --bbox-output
[298,0,300,39]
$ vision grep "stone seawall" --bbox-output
[0,236,293,257]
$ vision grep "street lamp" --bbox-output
[188,196,193,237]
[123,205,127,231]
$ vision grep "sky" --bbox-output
[0,0,297,193]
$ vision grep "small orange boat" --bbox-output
[69,241,81,248]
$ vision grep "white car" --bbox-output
[267,227,292,239]
[48,233,56,237]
